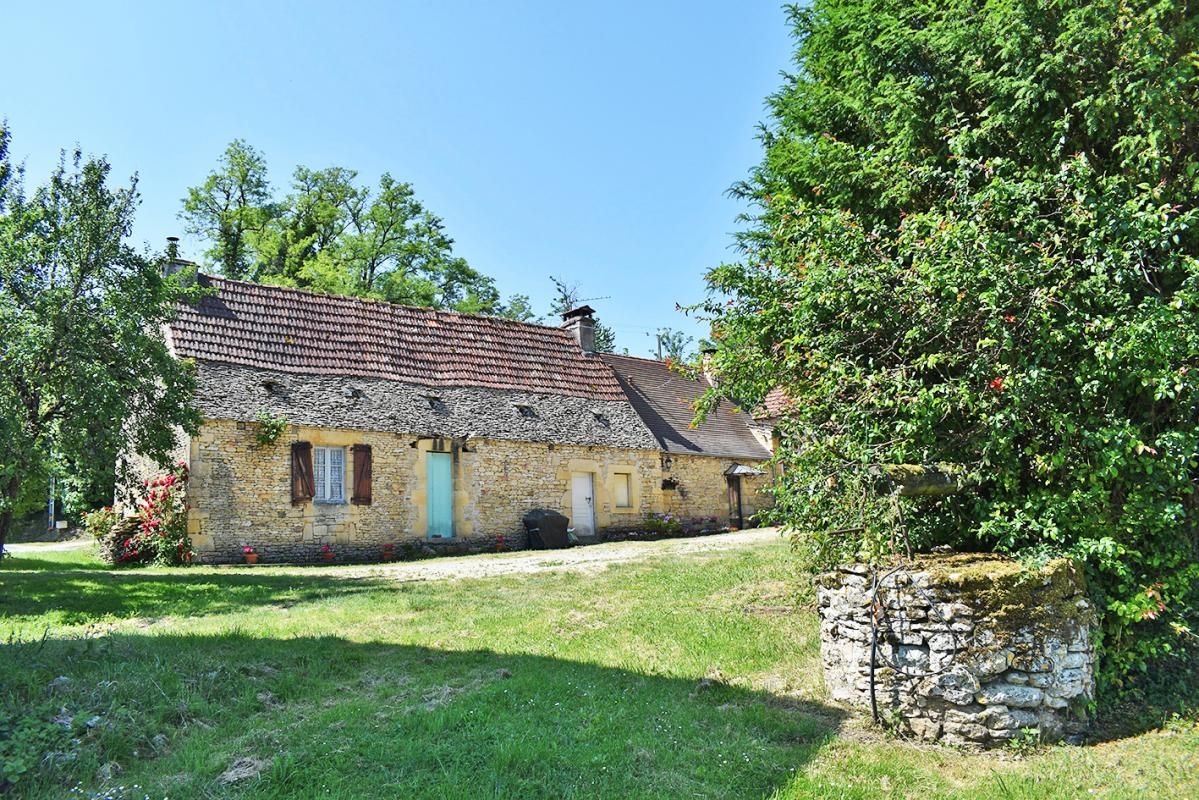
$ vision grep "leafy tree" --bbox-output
[180,139,274,280]
[0,127,201,552]
[701,1,1199,693]
[495,293,542,323]
[548,275,617,352]
[650,327,695,362]
[182,143,499,313]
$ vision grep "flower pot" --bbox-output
[323,552,335,562]
[381,550,395,562]
[244,553,259,565]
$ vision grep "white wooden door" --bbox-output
[570,472,595,537]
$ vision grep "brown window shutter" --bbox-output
[291,442,314,505]
[351,444,372,505]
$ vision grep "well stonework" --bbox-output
[816,555,1096,746]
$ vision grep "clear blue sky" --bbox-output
[4,1,793,355]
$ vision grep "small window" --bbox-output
[614,472,632,508]
[313,446,346,504]
[593,411,610,427]
[424,395,448,415]
[515,404,536,418]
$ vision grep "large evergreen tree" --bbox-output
[702,1,1199,692]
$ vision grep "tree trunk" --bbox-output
[0,475,20,555]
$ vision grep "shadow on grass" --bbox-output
[6,631,844,800]
[0,561,390,625]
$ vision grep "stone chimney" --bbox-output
[161,237,196,281]
[701,347,719,387]
[561,305,597,354]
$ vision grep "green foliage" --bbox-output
[0,125,201,549]
[642,512,683,535]
[179,139,272,280]
[82,506,118,541]
[652,327,696,362]
[181,141,500,313]
[0,701,71,791]
[700,0,1199,695]
[253,409,288,447]
[1006,727,1043,756]
[496,293,542,323]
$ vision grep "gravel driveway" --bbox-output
[4,528,784,581]
[265,527,783,582]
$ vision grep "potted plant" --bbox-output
[381,543,396,562]
[242,545,259,565]
[321,544,335,562]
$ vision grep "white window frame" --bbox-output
[614,472,633,508]
[313,446,346,504]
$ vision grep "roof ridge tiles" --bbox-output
[197,273,574,336]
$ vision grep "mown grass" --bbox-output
[1,539,1196,799]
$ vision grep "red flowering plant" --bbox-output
[83,506,119,541]
[119,461,194,566]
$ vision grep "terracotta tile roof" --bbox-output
[756,386,796,420]
[599,353,771,460]
[170,275,628,402]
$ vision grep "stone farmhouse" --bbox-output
[152,275,773,563]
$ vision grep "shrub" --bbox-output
[254,409,288,447]
[116,462,193,566]
[642,512,683,536]
[699,0,1199,696]
[83,506,118,541]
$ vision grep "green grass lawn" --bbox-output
[1,539,1196,799]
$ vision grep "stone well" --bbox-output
[816,555,1095,746]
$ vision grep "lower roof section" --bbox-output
[194,361,661,450]
[600,354,772,461]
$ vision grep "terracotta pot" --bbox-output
[323,552,335,562]
[244,553,259,565]
[381,550,395,562]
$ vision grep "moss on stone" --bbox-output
[820,554,1090,643]
[921,555,1087,639]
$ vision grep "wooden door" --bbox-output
[426,452,453,539]
[727,475,743,529]
[571,472,595,537]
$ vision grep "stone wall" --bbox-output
[816,555,1095,746]
[661,453,772,526]
[186,420,766,563]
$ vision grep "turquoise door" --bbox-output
[426,452,453,539]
